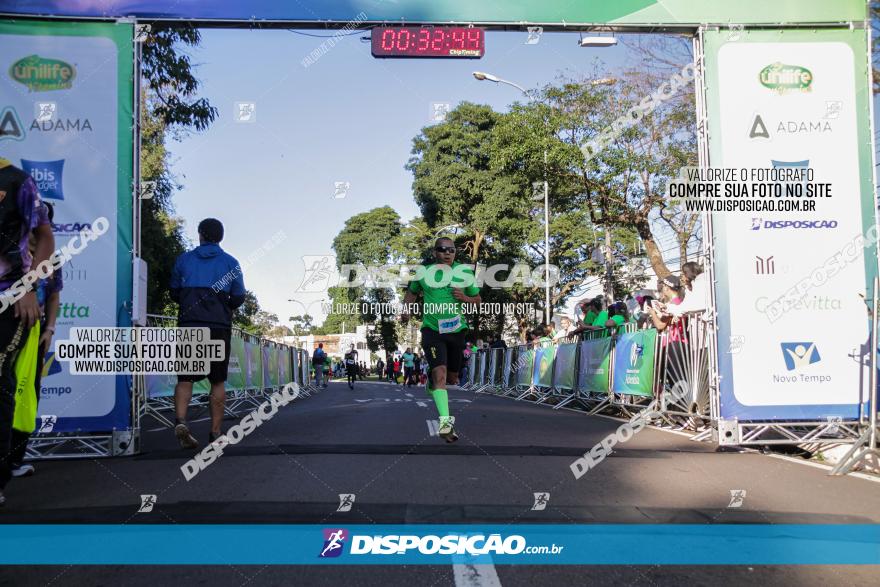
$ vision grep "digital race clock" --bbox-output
[371,26,484,58]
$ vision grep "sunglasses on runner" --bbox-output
[434,246,456,254]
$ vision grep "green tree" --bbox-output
[288,314,314,336]
[232,290,260,332]
[328,207,403,352]
[140,25,217,314]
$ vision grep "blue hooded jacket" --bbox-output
[170,243,245,328]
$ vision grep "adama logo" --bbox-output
[319,529,348,558]
[10,55,75,91]
[759,63,812,93]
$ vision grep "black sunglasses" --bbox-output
[434,246,456,254]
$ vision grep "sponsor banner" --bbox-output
[537,345,555,388]
[578,338,612,395]
[226,336,247,391]
[553,343,577,390]
[705,29,877,420]
[516,348,534,388]
[502,348,513,387]
[0,1,864,25]
[531,347,544,387]
[487,349,498,383]
[611,330,657,397]
[0,20,133,432]
[0,524,875,565]
[244,340,263,389]
[278,347,290,385]
[300,349,310,385]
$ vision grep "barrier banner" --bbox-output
[537,345,555,388]
[244,340,263,389]
[487,350,497,384]
[278,347,290,385]
[705,29,878,420]
[0,20,133,432]
[467,353,477,385]
[477,351,487,384]
[516,348,534,387]
[578,338,612,395]
[226,336,247,391]
[531,347,544,387]
[553,343,577,390]
[300,350,310,386]
[502,348,513,388]
[291,349,299,386]
[611,330,658,397]
[263,345,279,387]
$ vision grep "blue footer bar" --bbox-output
[0,525,877,565]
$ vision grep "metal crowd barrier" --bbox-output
[141,315,306,431]
[463,316,714,436]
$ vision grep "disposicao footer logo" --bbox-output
[319,529,348,558]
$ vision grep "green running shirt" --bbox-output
[407,262,479,333]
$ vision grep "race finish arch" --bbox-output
[0,0,876,455]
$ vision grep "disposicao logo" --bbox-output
[759,63,812,93]
[21,159,64,200]
[319,529,348,558]
[10,55,76,91]
[780,342,821,371]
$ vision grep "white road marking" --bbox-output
[426,419,439,436]
[416,401,428,408]
[405,393,413,397]
[453,562,502,587]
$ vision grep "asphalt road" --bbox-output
[1,380,878,586]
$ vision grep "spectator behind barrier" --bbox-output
[647,275,686,341]
[668,261,708,318]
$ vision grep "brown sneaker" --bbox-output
[175,423,199,449]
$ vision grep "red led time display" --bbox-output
[371,26,484,58]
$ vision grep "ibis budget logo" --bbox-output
[10,55,75,92]
[759,63,812,93]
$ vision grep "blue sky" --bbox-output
[168,28,646,325]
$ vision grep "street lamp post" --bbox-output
[473,73,617,323]
[473,71,551,326]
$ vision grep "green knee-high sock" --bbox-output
[430,388,450,424]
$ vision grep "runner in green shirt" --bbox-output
[402,237,481,443]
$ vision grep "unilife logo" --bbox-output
[319,529,348,558]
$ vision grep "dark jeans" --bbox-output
[0,309,28,489]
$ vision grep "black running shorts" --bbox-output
[177,327,232,385]
[420,327,466,373]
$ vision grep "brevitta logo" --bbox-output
[759,63,813,93]
[10,55,76,91]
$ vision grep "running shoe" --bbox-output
[208,431,223,444]
[175,423,199,449]
[438,418,458,443]
[11,463,34,477]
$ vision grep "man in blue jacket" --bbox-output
[170,218,245,449]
